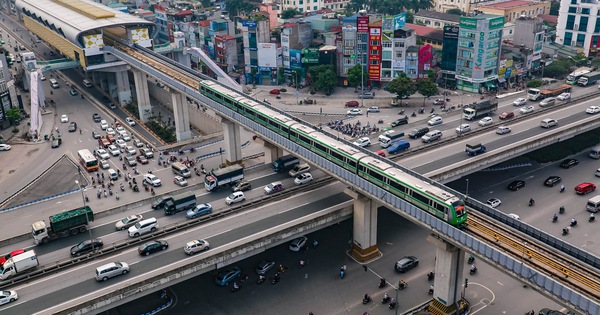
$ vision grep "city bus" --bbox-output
[566,67,593,85]
[77,149,99,172]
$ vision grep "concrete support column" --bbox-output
[345,189,381,262]
[173,52,191,68]
[251,136,283,165]
[221,119,242,163]
[132,70,152,123]
[427,235,465,308]
[115,69,132,106]
[172,92,191,141]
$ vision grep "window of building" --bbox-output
[382,51,392,59]
[566,15,575,30]
[382,70,392,78]
[408,69,417,75]
[383,41,392,48]
[344,58,354,65]
[395,41,405,48]
[571,0,577,4]
[396,51,403,58]
[486,41,499,49]
[382,61,392,68]
[459,40,475,48]
[564,32,573,45]
[459,30,475,39]
[408,60,417,66]
[577,33,586,47]
[582,8,590,14]
[595,18,600,32]
[313,6,317,10]
[370,40,380,46]
[579,16,589,31]
[370,49,378,55]
[568,6,577,13]
[434,22,440,27]
[299,0,303,4]
[369,59,380,65]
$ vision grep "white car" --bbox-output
[347,109,363,115]
[184,239,210,255]
[60,114,68,123]
[128,217,158,237]
[294,172,313,185]
[133,139,144,148]
[512,98,527,106]
[106,127,116,136]
[125,117,136,126]
[557,92,571,101]
[126,146,136,156]
[519,105,534,114]
[289,236,308,252]
[116,126,127,135]
[100,160,110,169]
[427,116,443,126]
[121,133,131,141]
[586,106,600,114]
[100,120,109,130]
[174,176,188,187]
[496,125,511,135]
[367,106,380,113]
[0,290,18,306]
[507,213,520,220]
[455,124,471,134]
[353,137,371,147]
[226,191,245,205]
[108,145,120,156]
[143,174,162,187]
[0,144,11,151]
[486,198,501,208]
[478,117,493,126]
[115,139,127,149]
[97,149,110,160]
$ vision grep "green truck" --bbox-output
[164,194,197,215]
[32,206,94,245]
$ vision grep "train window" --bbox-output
[329,150,344,163]
[389,180,407,194]
[298,134,311,144]
[365,168,384,182]
[412,191,429,205]
[346,158,357,169]
[433,202,446,213]
[315,142,327,153]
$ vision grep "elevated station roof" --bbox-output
[16,0,154,45]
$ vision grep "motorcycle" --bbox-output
[109,189,113,196]
[133,185,139,192]
[570,219,577,227]
[428,287,434,295]
[362,296,372,304]
[378,119,384,124]
[340,269,345,279]
[97,192,101,199]
[134,168,140,175]
[399,109,405,115]
[231,285,240,293]
[276,95,281,99]
[418,107,425,114]
[115,193,120,200]
[195,169,201,176]
[552,214,558,223]
[427,272,435,281]
[398,281,407,290]
[469,267,477,275]
[529,199,535,207]
[382,295,391,304]
[389,300,397,309]
[560,186,565,193]
[467,255,475,264]
[120,184,125,192]
[84,195,89,203]
[562,227,569,235]
[559,206,565,214]
[272,275,281,285]
[378,278,386,288]
[411,111,417,117]
[257,275,266,284]
[151,188,156,196]
[590,214,596,222]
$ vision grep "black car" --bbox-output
[92,131,101,139]
[544,176,562,187]
[70,239,104,256]
[507,180,526,191]
[138,240,168,256]
[67,122,77,132]
[92,113,101,122]
[390,117,409,127]
[394,256,419,272]
[408,127,429,139]
[538,308,564,315]
[560,158,579,169]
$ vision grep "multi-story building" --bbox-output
[391,27,417,78]
[556,0,600,57]
[433,0,475,15]
[440,25,460,89]
[455,14,504,93]
[214,35,238,73]
[513,16,544,70]
[0,54,18,129]
[279,0,349,13]
[413,10,460,29]
[281,21,312,82]
[367,21,382,86]
[241,18,279,85]
[477,0,550,23]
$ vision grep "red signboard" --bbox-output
[357,16,369,33]
[368,26,381,81]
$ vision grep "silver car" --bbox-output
[184,239,210,255]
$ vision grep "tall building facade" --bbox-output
[556,0,600,57]
[456,14,504,93]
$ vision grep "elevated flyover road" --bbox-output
[0,183,350,315]
[399,93,600,180]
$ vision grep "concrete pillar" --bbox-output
[132,70,152,123]
[221,119,242,162]
[115,69,132,106]
[251,136,283,164]
[345,189,381,262]
[427,235,465,308]
[173,52,191,68]
[172,91,191,141]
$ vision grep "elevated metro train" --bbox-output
[199,80,467,227]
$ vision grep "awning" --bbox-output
[497,78,505,83]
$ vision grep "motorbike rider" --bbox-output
[560,205,565,213]
[383,292,389,300]
[552,213,558,222]
[363,293,370,301]
[571,217,577,225]
[470,264,476,272]
[591,213,596,221]
[563,226,570,235]
[399,280,407,288]
[560,184,565,192]
[529,198,534,205]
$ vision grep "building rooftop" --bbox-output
[405,23,437,36]
[414,10,461,23]
[480,0,539,9]
[462,13,504,20]
[537,14,558,24]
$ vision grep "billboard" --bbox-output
[489,17,505,29]
[443,25,459,39]
[357,16,369,33]
[242,20,257,28]
[441,26,459,72]
[382,17,394,33]
[394,13,406,30]
[459,17,477,29]
[257,43,277,67]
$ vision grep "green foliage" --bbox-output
[314,69,338,94]
[346,0,431,15]
[146,120,177,143]
[550,1,559,16]
[427,69,435,80]
[417,78,437,98]
[526,80,543,88]
[543,59,573,78]
[589,57,600,69]
[225,0,257,16]
[308,64,334,85]
[386,73,415,100]
[406,11,414,23]
[281,8,300,19]
[6,107,20,125]
[347,64,368,87]
[446,8,462,15]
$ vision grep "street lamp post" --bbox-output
[360,50,365,108]
[75,168,94,252]
[465,178,469,200]
[293,70,299,105]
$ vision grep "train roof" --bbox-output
[388,170,457,202]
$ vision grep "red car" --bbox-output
[136,155,149,164]
[98,137,111,148]
[269,89,281,95]
[499,112,515,120]
[106,134,116,143]
[0,249,25,265]
[345,100,359,107]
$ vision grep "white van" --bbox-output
[586,195,600,213]
[421,130,442,143]
[49,78,59,89]
[289,163,310,177]
[95,261,129,281]
[540,118,558,128]
[172,162,191,178]
[82,79,92,88]
[589,146,600,159]
[108,169,118,181]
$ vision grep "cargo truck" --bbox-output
[462,100,498,121]
[32,206,94,245]
[577,71,600,86]
[152,195,173,209]
[466,143,486,156]
[378,130,405,148]
[527,84,572,101]
[272,154,299,172]
[164,194,197,215]
[205,164,244,191]
[0,250,38,280]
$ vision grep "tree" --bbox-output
[385,73,415,104]
[417,78,437,104]
[308,65,334,85]
[446,8,462,15]
[526,80,543,88]
[410,0,434,12]
[406,11,414,23]
[426,69,435,80]
[225,0,257,16]
[281,8,300,19]
[589,57,600,69]
[542,59,572,78]
[314,69,338,94]
[347,64,368,87]
[5,107,20,125]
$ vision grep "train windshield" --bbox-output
[453,200,466,217]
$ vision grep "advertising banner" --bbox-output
[357,16,369,33]
[394,13,406,30]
